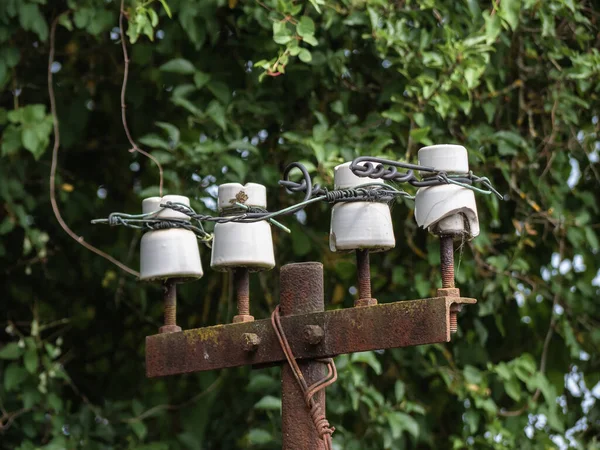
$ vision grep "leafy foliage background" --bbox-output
[1,0,599,449]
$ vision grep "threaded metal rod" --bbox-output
[440,236,455,289]
[234,268,250,316]
[163,280,177,326]
[356,249,372,300]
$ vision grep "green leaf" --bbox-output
[0,342,22,359]
[351,351,382,375]
[298,49,312,63]
[297,16,315,38]
[303,34,318,46]
[24,349,38,374]
[155,122,180,148]
[247,429,272,445]
[499,0,521,30]
[207,81,231,105]
[1,125,22,156]
[48,393,63,412]
[193,71,211,89]
[387,412,419,439]
[160,58,196,74]
[158,0,172,18]
[19,3,49,41]
[131,421,148,440]
[247,374,277,393]
[273,21,292,44]
[395,380,405,402]
[254,395,281,411]
[409,127,431,144]
[206,101,226,131]
[4,363,27,391]
[22,128,41,156]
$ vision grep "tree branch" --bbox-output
[48,13,140,277]
[119,0,164,196]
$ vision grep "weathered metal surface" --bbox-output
[233,268,253,323]
[355,250,377,307]
[159,280,181,334]
[280,262,327,450]
[146,296,476,378]
[439,236,455,289]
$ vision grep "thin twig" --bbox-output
[48,13,140,277]
[119,0,164,196]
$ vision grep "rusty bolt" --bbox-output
[304,325,324,345]
[241,333,261,352]
[355,249,378,307]
[439,236,455,289]
[449,304,462,334]
[160,280,182,334]
[233,268,254,323]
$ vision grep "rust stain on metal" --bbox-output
[146,296,477,378]
[355,250,377,307]
[242,333,261,352]
[159,280,181,334]
[440,236,455,288]
[233,268,253,323]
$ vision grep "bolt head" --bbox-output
[242,333,261,352]
[303,325,324,345]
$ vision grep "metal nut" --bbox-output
[159,325,182,334]
[241,333,261,352]
[233,314,255,323]
[437,287,460,298]
[303,325,324,345]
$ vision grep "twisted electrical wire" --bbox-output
[349,156,504,199]
[92,162,411,235]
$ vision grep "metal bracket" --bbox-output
[145,296,476,378]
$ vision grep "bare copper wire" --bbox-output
[271,306,336,449]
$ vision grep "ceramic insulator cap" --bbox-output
[211,183,275,271]
[418,144,469,174]
[334,161,385,189]
[414,184,480,238]
[329,162,395,252]
[139,195,203,281]
[217,183,267,211]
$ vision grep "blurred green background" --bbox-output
[1,0,599,448]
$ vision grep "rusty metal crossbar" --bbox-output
[146,296,475,378]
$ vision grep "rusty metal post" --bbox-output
[280,262,327,450]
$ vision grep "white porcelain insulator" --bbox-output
[329,162,395,252]
[211,183,275,271]
[211,221,275,271]
[217,183,266,211]
[139,195,203,281]
[414,184,480,238]
[142,195,192,220]
[333,161,385,189]
[418,144,469,174]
